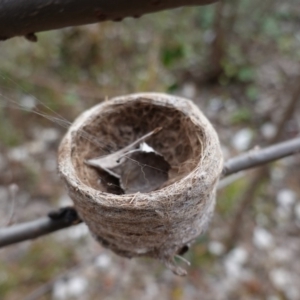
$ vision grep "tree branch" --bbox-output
[0,207,81,247]
[0,0,217,41]
[222,136,300,177]
[0,136,299,248]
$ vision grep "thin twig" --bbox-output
[222,136,300,177]
[0,207,82,248]
[0,136,300,248]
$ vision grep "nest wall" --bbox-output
[58,93,223,275]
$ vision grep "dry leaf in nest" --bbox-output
[85,128,170,194]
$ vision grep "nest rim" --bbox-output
[58,93,223,209]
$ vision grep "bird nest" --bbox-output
[58,93,223,275]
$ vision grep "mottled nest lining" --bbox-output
[58,93,223,275]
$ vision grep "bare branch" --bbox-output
[0,0,217,41]
[0,137,299,248]
[222,136,300,177]
[0,207,81,247]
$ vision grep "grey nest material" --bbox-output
[58,93,223,275]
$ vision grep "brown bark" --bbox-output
[0,0,218,41]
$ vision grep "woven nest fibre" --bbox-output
[58,93,223,275]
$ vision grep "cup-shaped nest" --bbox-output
[58,93,223,275]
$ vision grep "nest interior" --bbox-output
[71,98,203,194]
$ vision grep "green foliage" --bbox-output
[263,17,280,38]
[278,36,293,54]
[221,41,256,84]
[0,108,23,147]
[197,6,215,29]
[237,67,255,83]
[166,82,180,93]
[161,44,185,67]
[64,91,80,106]
[246,85,259,101]
[230,108,252,125]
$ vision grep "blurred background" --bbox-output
[1,0,300,299]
